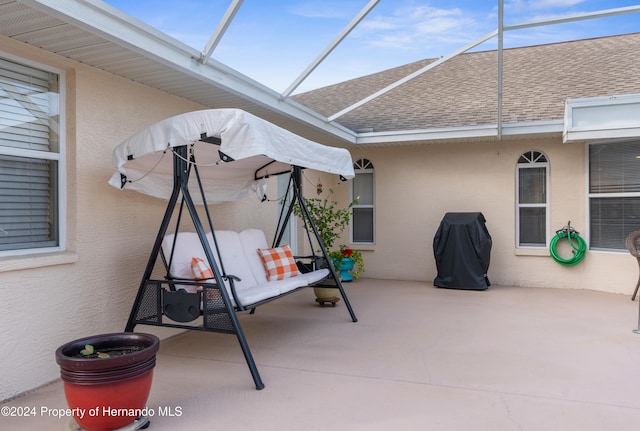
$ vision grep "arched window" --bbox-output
[516,150,548,247]
[351,159,374,243]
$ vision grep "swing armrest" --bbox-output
[165,277,209,292]
[200,274,246,310]
[224,275,246,311]
[293,254,327,273]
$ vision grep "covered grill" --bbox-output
[433,212,492,290]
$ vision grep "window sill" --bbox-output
[0,251,79,273]
[350,243,375,252]
[515,247,549,256]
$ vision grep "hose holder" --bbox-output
[549,221,587,266]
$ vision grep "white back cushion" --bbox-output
[213,230,258,289]
[162,232,213,293]
[238,229,271,283]
[162,231,259,293]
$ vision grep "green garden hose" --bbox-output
[549,222,587,266]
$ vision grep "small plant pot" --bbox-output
[337,257,355,282]
[55,332,160,431]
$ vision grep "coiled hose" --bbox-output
[549,222,587,266]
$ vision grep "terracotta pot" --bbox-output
[55,333,159,431]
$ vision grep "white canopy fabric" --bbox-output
[108,109,354,204]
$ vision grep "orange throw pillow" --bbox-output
[191,257,214,281]
[257,244,299,281]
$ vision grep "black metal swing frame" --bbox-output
[123,141,357,390]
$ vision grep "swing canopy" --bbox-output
[108,108,355,203]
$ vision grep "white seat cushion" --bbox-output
[235,284,283,306]
[296,268,330,285]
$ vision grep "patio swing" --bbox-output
[108,109,358,390]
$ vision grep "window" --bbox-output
[516,150,548,247]
[0,56,63,255]
[351,158,374,243]
[589,140,640,251]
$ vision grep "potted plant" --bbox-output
[55,332,160,431]
[329,246,365,282]
[294,189,356,252]
[293,189,363,301]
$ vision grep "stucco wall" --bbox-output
[348,139,637,293]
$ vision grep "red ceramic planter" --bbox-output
[55,333,159,431]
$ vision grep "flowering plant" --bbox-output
[329,245,365,279]
[340,248,354,258]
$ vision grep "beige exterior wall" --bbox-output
[346,139,637,294]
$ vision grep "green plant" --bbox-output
[293,189,365,278]
[293,189,357,251]
[80,344,111,359]
[329,246,365,279]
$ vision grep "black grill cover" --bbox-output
[433,212,492,290]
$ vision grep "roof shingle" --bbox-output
[293,33,640,133]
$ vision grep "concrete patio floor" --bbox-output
[3,279,640,430]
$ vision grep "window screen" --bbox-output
[0,57,60,252]
[351,159,374,244]
[516,151,548,247]
[589,141,640,250]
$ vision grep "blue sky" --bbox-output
[103,0,640,93]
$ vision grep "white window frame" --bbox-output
[516,150,549,248]
[586,139,640,252]
[350,158,375,244]
[0,52,66,257]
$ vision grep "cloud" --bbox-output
[505,0,586,13]
[505,0,618,23]
[357,4,479,50]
